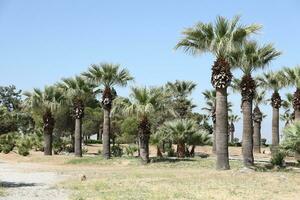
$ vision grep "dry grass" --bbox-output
[1,145,300,200]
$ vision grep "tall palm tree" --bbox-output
[116,87,163,163]
[166,80,196,118]
[57,76,95,157]
[82,63,133,159]
[228,114,240,143]
[24,86,64,155]
[282,66,300,121]
[257,71,286,151]
[175,15,261,170]
[253,90,267,153]
[231,41,281,166]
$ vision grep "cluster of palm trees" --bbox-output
[176,15,299,169]
[23,15,299,170]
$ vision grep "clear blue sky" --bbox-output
[1,0,299,142]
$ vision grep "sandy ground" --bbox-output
[0,161,69,200]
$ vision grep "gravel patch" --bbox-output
[0,161,69,200]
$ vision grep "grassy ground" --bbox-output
[0,185,5,197]
[1,145,300,200]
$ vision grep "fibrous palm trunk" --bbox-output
[177,141,185,158]
[293,88,300,121]
[212,121,216,153]
[229,122,235,143]
[253,106,262,153]
[102,87,113,159]
[211,58,232,170]
[139,116,150,164]
[102,108,111,159]
[215,88,230,170]
[271,91,281,152]
[272,107,280,148]
[43,110,55,156]
[74,118,82,157]
[242,100,254,166]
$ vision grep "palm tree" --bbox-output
[175,15,261,170]
[158,119,210,158]
[228,114,240,143]
[24,86,64,155]
[57,76,95,157]
[257,71,286,151]
[231,41,280,166]
[282,67,300,121]
[166,80,196,118]
[253,90,267,153]
[116,87,163,163]
[82,63,133,159]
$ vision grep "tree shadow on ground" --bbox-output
[151,157,197,163]
[0,181,40,188]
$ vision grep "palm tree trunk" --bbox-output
[242,100,254,166]
[215,88,230,170]
[139,117,150,163]
[294,88,300,121]
[74,118,82,157]
[177,141,185,158]
[102,108,111,159]
[139,134,149,163]
[44,129,52,155]
[212,122,216,153]
[190,145,195,157]
[253,120,261,153]
[272,107,280,150]
[157,145,162,157]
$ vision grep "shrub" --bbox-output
[271,150,286,167]
[281,122,300,156]
[261,138,267,147]
[124,145,138,157]
[0,132,18,153]
[84,139,102,144]
[53,136,71,154]
[111,144,123,157]
[30,130,44,151]
[16,136,32,156]
[167,147,176,157]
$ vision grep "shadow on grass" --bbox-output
[0,181,40,188]
[151,157,197,163]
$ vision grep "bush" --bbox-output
[16,136,32,156]
[111,144,123,157]
[124,145,138,157]
[30,130,44,151]
[0,132,18,153]
[271,150,286,167]
[167,147,176,157]
[53,136,72,154]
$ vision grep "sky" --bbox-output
[0,0,300,142]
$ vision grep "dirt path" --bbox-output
[0,161,69,200]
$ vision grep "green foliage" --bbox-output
[281,122,300,154]
[53,136,72,154]
[0,85,22,111]
[30,129,44,151]
[0,132,18,153]
[16,136,32,156]
[111,144,123,157]
[124,145,138,157]
[0,106,17,135]
[270,150,286,167]
[117,117,138,144]
[82,107,102,138]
